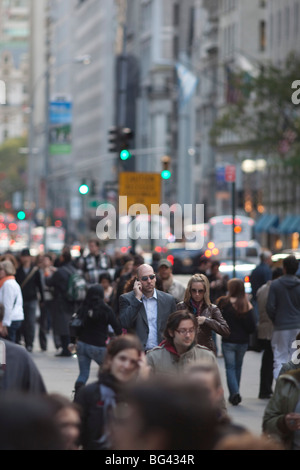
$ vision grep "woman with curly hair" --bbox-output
[176,273,230,354]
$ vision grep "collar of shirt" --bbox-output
[142,288,157,302]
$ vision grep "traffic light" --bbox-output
[78,180,89,195]
[108,126,134,161]
[108,126,120,153]
[119,127,134,161]
[17,210,26,220]
[161,156,171,179]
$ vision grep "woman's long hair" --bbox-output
[217,278,248,315]
[78,284,112,323]
[183,274,211,306]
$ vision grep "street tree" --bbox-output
[210,53,300,169]
[0,137,27,211]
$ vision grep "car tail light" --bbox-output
[167,255,174,265]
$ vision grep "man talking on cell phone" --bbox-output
[119,264,177,351]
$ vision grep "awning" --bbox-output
[277,215,296,234]
[289,216,300,234]
[254,214,279,234]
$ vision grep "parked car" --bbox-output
[213,240,261,266]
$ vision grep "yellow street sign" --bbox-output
[119,172,161,214]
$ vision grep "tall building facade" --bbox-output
[125,0,196,208]
[29,0,118,241]
[0,0,30,143]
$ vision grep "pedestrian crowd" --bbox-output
[0,240,299,450]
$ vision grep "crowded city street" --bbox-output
[1,0,300,453]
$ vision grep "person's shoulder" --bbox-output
[193,344,216,359]
[3,339,31,358]
[157,290,176,301]
[146,344,165,355]
[120,290,135,299]
[194,343,212,352]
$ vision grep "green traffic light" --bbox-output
[17,210,26,220]
[79,184,89,195]
[161,170,171,180]
[120,149,131,161]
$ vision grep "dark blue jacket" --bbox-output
[266,275,300,330]
[250,263,272,301]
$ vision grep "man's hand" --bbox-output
[133,279,143,300]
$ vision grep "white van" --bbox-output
[215,240,261,265]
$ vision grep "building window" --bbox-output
[259,20,266,51]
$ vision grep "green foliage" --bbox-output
[210,53,300,167]
[0,136,27,210]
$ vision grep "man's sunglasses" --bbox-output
[140,274,156,281]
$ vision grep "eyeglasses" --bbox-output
[191,288,205,294]
[175,328,196,336]
[140,274,156,281]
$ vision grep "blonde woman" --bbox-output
[0,260,24,342]
[177,274,230,354]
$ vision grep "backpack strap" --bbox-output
[20,266,38,290]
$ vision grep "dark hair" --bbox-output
[133,254,144,266]
[0,393,64,450]
[102,335,143,373]
[61,250,72,264]
[163,310,198,343]
[89,238,100,247]
[99,272,112,283]
[217,278,248,314]
[272,267,283,280]
[211,260,220,269]
[283,255,299,275]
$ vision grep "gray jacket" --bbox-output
[119,289,177,350]
[266,275,300,331]
[146,342,216,376]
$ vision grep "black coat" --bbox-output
[74,373,121,450]
[16,265,44,302]
[77,284,122,347]
[45,262,75,335]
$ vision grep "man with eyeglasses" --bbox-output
[146,310,216,375]
[119,264,177,351]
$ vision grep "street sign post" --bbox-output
[225,165,236,277]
